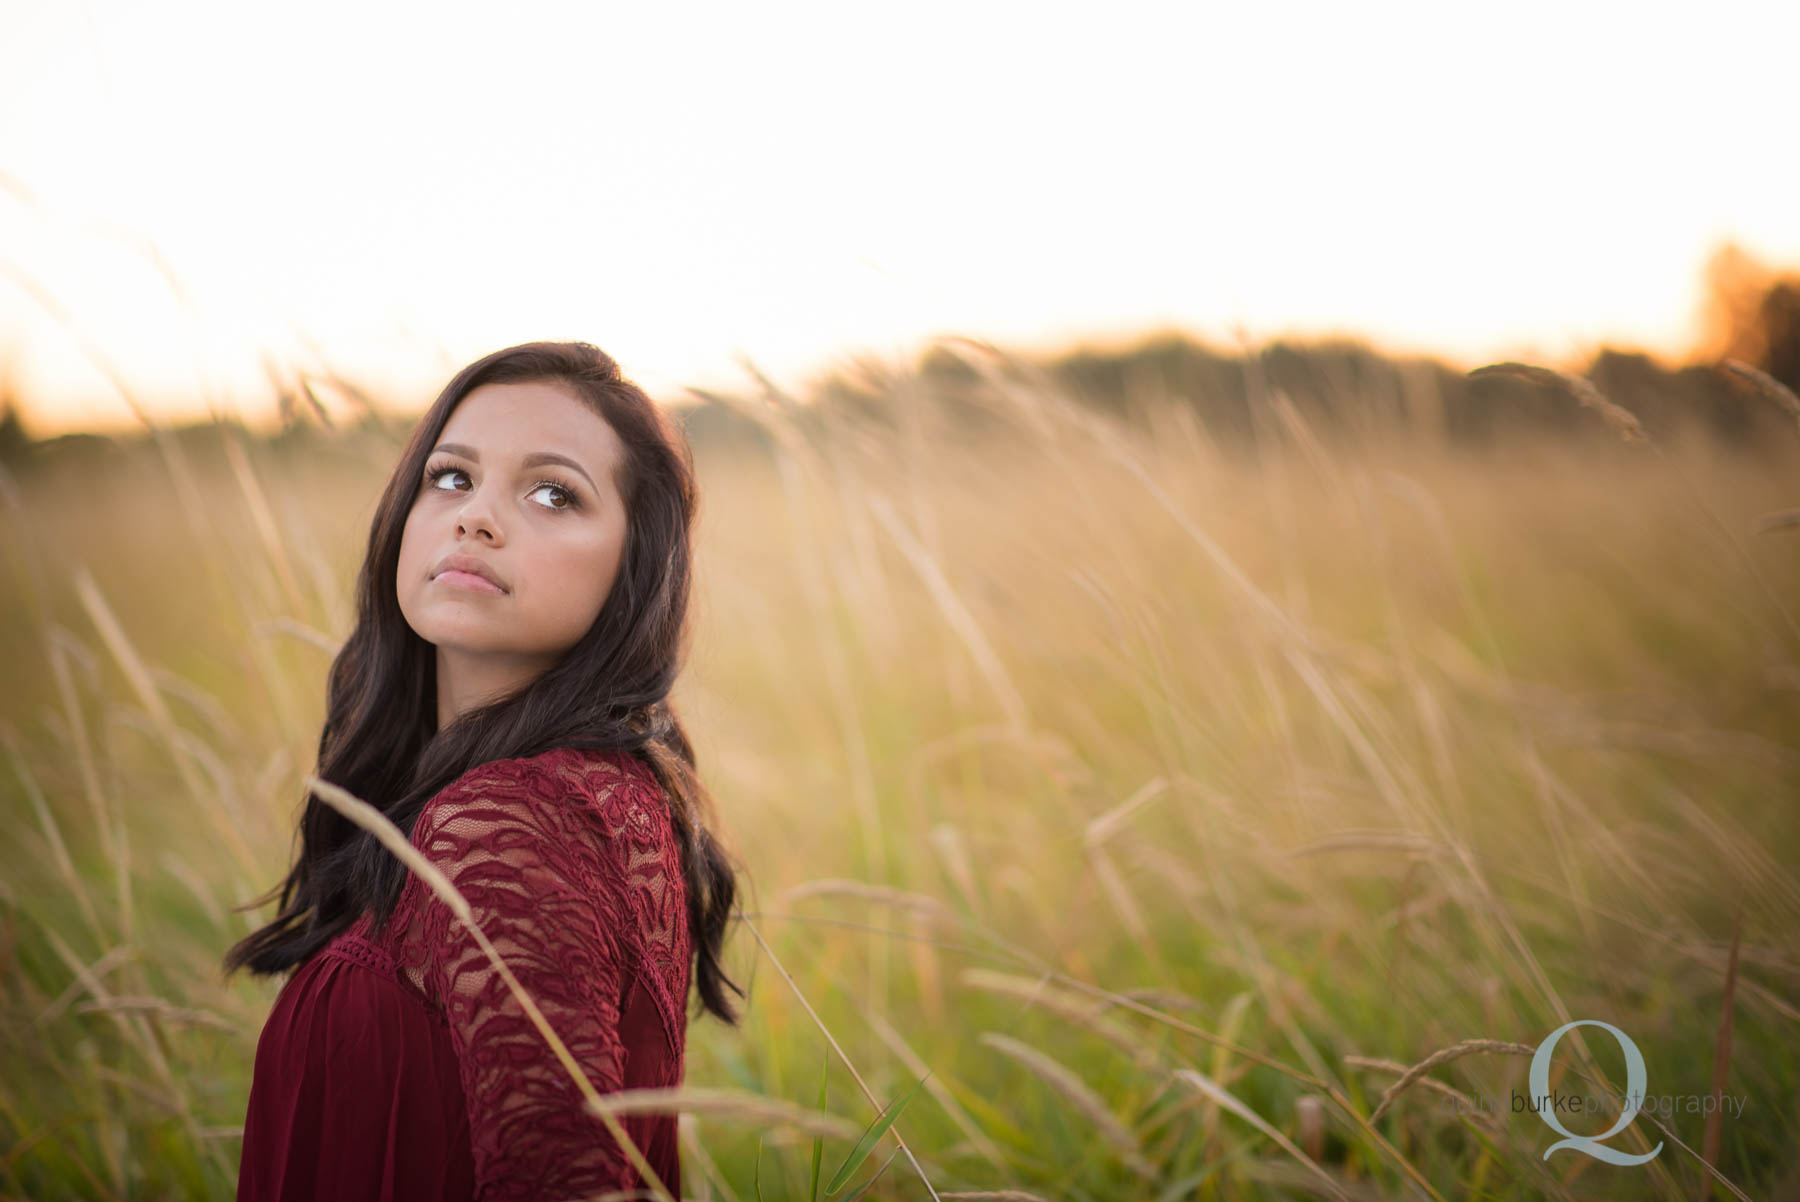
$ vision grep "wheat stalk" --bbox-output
[1719,358,1800,433]
[585,1086,861,1141]
[1352,1038,1535,1123]
[979,1031,1155,1179]
[1468,362,1647,443]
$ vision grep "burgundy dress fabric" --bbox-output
[238,745,690,1201]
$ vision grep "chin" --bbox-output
[425,623,504,651]
[404,605,482,646]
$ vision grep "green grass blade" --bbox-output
[810,1054,829,1202]
[833,1146,901,1202]
[824,1071,929,1199]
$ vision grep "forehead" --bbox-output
[440,379,625,484]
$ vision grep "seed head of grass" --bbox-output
[1469,362,1647,444]
[1718,358,1800,434]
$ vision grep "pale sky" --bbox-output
[2,0,1797,436]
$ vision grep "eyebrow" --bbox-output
[430,442,599,494]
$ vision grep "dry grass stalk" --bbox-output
[1267,386,1353,507]
[304,776,675,1202]
[1358,1039,1535,1123]
[220,429,307,616]
[1296,1093,1325,1162]
[962,969,1163,1071]
[1615,1106,1756,1202]
[1468,362,1647,443]
[1283,830,1446,859]
[940,1192,1052,1201]
[1172,1069,1352,1202]
[1084,844,1151,951]
[1235,1159,1399,1202]
[781,877,948,920]
[584,1086,861,1142]
[864,1008,1009,1171]
[1342,1056,1501,1131]
[7,726,109,951]
[74,566,260,879]
[1118,986,1210,1014]
[1546,1058,1756,1202]
[90,1064,185,1116]
[677,1113,745,1202]
[1698,905,1743,1202]
[1082,778,1170,956]
[929,822,985,920]
[738,915,943,1200]
[34,943,138,1026]
[979,1032,1155,1179]
[41,926,233,1182]
[1719,358,1800,433]
[1084,776,1170,847]
[71,996,236,1032]
[252,617,342,656]
[866,490,1031,734]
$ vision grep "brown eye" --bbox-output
[528,481,576,511]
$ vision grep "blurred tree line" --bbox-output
[784,240,1800,452]
[6,243,1799,467]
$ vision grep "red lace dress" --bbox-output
[237,746,690,1201]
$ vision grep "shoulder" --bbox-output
[416,746,669,854]
[425,745,648,806]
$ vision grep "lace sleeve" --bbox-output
[412,755,641,1201]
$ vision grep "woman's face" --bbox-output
[396,378,629,677]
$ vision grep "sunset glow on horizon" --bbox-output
[3,0,1797,437]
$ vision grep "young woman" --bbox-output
[223,341,742,1201]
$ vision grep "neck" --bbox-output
[433,647,553,732]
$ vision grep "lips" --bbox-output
[431,553,508,593]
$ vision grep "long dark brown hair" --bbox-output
[221,340,743,1024]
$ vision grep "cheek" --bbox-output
[558,537,624,616]
[590,532,627,598]
[395,515,419,574]
[396,508,433,588]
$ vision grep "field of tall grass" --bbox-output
[2,342,1796,1200]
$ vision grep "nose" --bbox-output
[454,488,503,543]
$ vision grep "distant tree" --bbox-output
[1759,281,1800,390]
[0,395,30,464]
[1696,240,1800,391]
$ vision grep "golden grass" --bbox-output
[2,345,1797,1199]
